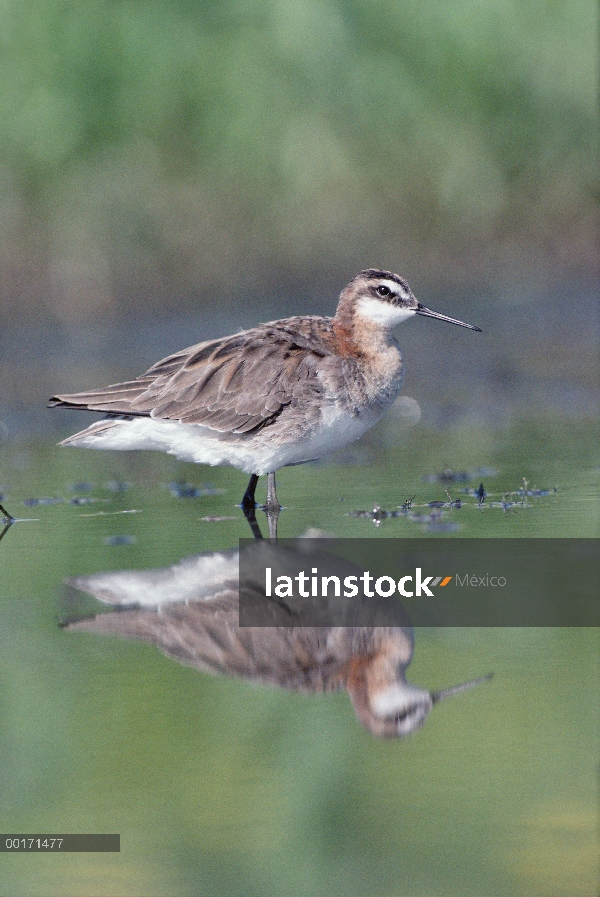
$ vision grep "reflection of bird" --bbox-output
[64,549,491,738]
[49,269,480,511]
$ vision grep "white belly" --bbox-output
[60,400,388,476]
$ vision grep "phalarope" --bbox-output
[49,269,481,511]
[64,546,492,737]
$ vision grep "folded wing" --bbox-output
[49,318,333,435]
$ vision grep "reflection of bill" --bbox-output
[64,546,491,738]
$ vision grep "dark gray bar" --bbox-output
[1,835,120,852]
[239,538,600,626]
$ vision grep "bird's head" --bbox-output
[339,269,482,332]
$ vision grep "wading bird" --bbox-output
[50,270,481,518]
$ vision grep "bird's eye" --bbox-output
[376,285,391,297]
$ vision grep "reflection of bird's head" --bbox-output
[353,680,434,738]
[342,632,432,737]
[344,637,494,737]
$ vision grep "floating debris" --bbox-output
[200,515,237,522]
[348,496,417,522]
[348,499,460,528]
[368,506,389,524]
[516,477,558,498]
[167,482,226,499]
[488,494,521,512]
[428,490,462,510]
[347,505,405,526]
[104,535,136,546]
[348,469,557,529]
[69,496,99,506]
[23,497,63,507]
[347,503,462,531]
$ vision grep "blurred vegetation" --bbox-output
[0,0,596,324]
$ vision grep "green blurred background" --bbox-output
[0,0,597,435]
[0,3,598,896]
[1,0,596,315]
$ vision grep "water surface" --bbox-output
[0,418,598,896]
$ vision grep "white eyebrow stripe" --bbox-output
[379,279,410,300]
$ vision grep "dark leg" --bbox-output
[0,501,14,523]
[241,473,259,511]
[0,521,12,544]
[240,474,263,538]
[242,504,264,539]
[0,502,14,544]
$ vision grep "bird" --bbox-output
[63,545,492,738]
[49,269,481,512]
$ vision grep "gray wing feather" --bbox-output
[65,597,333,688]
[49,319,334,435]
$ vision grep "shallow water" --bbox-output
[1,418,598,896]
